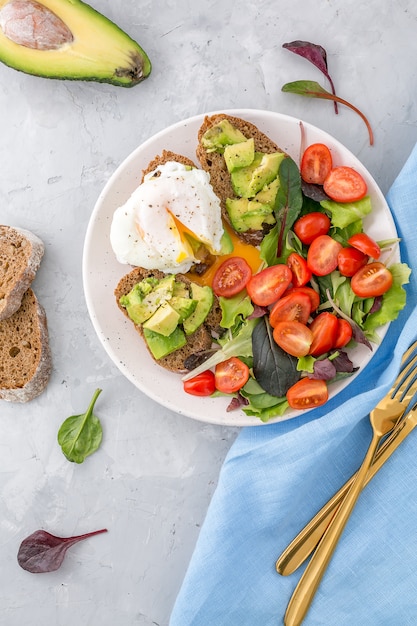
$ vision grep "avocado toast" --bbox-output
[196,113,288,246]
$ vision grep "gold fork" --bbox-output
[277,338,417,578]
[283,339,417,626]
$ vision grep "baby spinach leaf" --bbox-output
[283,40,338,113]
[281,80,374,145]
[274,157,303,259]
[17,528,107,573]
[252,317,300,397]
[58,388,103,464]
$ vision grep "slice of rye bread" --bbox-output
[0,288,52,402]
[115,267,222,373]
[0,225,45,321]
[140,149,197,181]
[196,113,287,246]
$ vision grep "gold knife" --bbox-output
[276,405,417,576]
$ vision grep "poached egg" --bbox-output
[110,162,225,274]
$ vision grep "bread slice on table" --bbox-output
[115,267,222,374]
[0,225,45,321]
[0,288,52,402]
[196,113,286,245]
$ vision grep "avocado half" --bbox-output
[0,0,151,87]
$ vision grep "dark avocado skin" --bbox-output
[0,0,151,87]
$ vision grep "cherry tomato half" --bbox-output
[307,235,343,277]
[337,246,368,277]
[183,371,216,396]
[287,378,329,410]
[308,312,339,357]
[300,143,333,185]
[214,357,250,394]
[348,233,381,260]
[269,292,312,327]
[287,252,312,287]
[293,212,331,246]
[246,264,292,307]
[284,286,320,313]
[350,262,393,297]
[323,166,368,203]
[334,318,353,349]
[272,320,313,357]
[212,256,252,297]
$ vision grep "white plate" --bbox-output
[82,109,398,427]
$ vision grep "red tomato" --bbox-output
[269,292,312,327]
[287,378,329,410]
[334,318,353,349]
[348,233,381,260]
[214,357,250,393]
[307,235,343,276]
[300,143,333,185]
[293,212,331,245]
[183,371,216,396]
[351,262,393,297]
[337,247,368,277]
[287,252,312,287]
[246,264,292,307]
[284,286,320,313]
[212,256,252,297]
[308,312,339,357]
[323,166,367,203]
[272,320,313,357]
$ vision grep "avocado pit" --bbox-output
[0,0,73,50]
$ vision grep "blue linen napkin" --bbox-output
[170,144,417,626]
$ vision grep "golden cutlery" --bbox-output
[283,339,417,626]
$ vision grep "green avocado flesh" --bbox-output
[201,120,287,233]
[120,276,213,359]
[0,0,151,87]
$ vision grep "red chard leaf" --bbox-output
[283,40,338,113]
[282,80,374,146]
[17,528,108,573]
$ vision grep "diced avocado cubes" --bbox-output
[120,276,214,359]
[183,283,214,335]
[224,138,255,172]
[231,152,286,198]
[201,119,247,153]
[226,198,276,233]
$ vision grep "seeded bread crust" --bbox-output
[0,288,52,402]
[196,113,286,245]
[0,225,45,321]
[115,267,222,373]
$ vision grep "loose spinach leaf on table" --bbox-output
[252,317,300,397]
[17,528,107,573]
[57,388,103,464]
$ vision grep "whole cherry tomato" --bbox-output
[293,212,331,246]
[308,312,339,357]
[337,247,368,277]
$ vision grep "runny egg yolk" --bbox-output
[188,224,263,287]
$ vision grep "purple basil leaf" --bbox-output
[331,350,355,373]
[227,393,249,412]
[301,180,330,202]
[283,40,338,113]
[249,304,269,319]
[310,358,337,380]
[17,528,108,573]
[368,296,382,315]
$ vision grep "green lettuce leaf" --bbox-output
[363,263,411,332]
[320,196,372,229]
